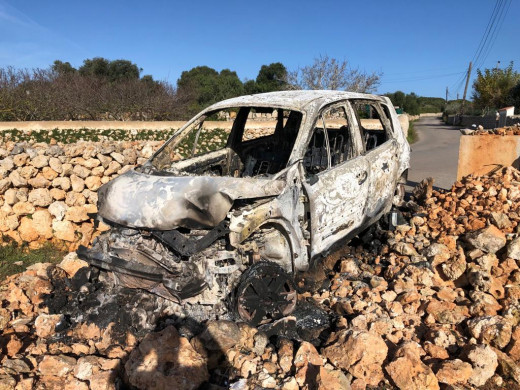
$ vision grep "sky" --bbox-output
[1,0,518,99]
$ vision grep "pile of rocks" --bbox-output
[2,166,520,389]
[0,140,163,250]
[463,124,520,136]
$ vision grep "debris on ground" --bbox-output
[2,166,520,389]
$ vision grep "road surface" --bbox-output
[407,116,461,191]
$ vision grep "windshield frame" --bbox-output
[148,104,306,173]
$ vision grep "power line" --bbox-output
[450,0,508,94]
[475,0,512,70]
[380,71,465,84]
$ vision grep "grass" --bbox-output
[0,127,179,144]
[407,120,418,144]
[0,240,66,281]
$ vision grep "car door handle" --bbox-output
[357,171,368,185]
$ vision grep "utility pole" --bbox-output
[461,61,472,116]
[445,87,448,103]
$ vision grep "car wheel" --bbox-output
[235,261,297,326]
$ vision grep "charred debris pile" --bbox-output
[2,167,520,389]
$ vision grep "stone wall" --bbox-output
[447,115,520,129]
[0,140,164,250]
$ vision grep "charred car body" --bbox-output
[78,91,410,325]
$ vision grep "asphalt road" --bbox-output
[407,116,461,191]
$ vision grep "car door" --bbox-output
[302,103,370,257]
[350,100,400,219]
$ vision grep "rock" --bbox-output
[52,220,76,242]
[35,314,64,338]
[28,174,50,188]
[52,176,71,191]
[28,188,52,207]
[440,249,466,280]
[12,201,35,215]
[65,206,89,223]
[493,347,520,384]
[425,300,467,324]
[385,343,439,390]
[465,225,506,254]
[38,354,76,376]
[32,210,53,239]
[394,242,418,256]
[125,325,208,390]
[70,174,85,192]
[0,375,16,390]
[465,344,498,387]
[294,341,322,387]
[3,358,31,374]
[49,157,63,173]
[5,334,23,357]
[467,316,512,349]
[278,338,294,373]
[104,161,121,176]
[85,176,102,191]
[73,165,91,179]
[89,371,115,390]
[435,359,472,385]
[199,320,240,352]
[0,178,10,195]
[31,154,49,168]
[8,170,27,187]
[508,237,520,260]
[322,330,387,386]
[318,366,351,390]
[18,217,39,242]
[48,201,67,221]
[58,252,89,277]
[490,212,512,229]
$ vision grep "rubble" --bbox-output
[1,165,520,388]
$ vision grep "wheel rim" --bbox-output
[236,262,297,326]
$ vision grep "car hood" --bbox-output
[97,169,285,230]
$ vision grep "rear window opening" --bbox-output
[352,101,392,151]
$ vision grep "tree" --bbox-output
[404,93,420,115]
[79,57,110,78]
[289,55,382,92]
[52,60,76,76]
[177,66,244,116]
[386,91,406,108]
[472,62,520,112]
[107,59,140,82]
[256,62,288,92]
[507,82,520,114]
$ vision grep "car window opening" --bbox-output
[149,106,303,178]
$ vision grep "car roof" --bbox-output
[206,90,386,112]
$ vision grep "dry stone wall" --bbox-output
[0,140,164,250]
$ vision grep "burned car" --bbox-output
[78,91,410,325]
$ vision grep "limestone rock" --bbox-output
[465,225,506,254]
[322,330,387,386]
[435,359,472,385]
[465,344,498,387]
[125,325,208,390]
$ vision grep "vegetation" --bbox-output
[0,56,384,121]
[407,120,417,144]
[472,62,520,114]
[289,55,381,92]
[0,128,180,143]
[0,240,65,280]
[385,91,445,115]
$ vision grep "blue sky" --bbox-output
[1,0,518,99]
